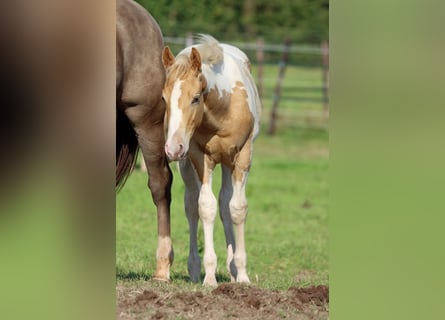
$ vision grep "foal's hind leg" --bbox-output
[219,165,237,282]
[127,104,174,281]
[179,157,201,283]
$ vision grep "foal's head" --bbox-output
[162,47,207,161]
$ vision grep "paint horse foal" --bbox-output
[162,35,261,286]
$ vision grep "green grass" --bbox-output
[116,65,328,290]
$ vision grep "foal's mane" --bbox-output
[194,34,224,65]
[170,34,224,79]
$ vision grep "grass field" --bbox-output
[116,64,328,292]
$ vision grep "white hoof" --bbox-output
[203,275,218,287]
[236,273,250,283]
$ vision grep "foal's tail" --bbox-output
[116,107,139,191]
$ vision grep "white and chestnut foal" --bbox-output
[162,35,261,286]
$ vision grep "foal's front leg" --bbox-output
[230,140,254,283]
[230,168,250,283]
[195,154,218,286]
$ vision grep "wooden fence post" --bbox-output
[321,41,329,116]
[256,38,264,99]
[268,39,291,135]
[186,32,193,47]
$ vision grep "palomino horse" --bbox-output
[162,35,261,286]
[116,0,173,281]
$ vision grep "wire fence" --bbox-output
[164,35,327,67]
[164,36,326,55]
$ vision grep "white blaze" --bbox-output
[167,80,184,141]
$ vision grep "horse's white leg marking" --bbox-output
[198,156,218,286]
[219,165,237,282]
[230,171,250,283]
[155,236,173,280]
[230,137,254,284]
[179,158,201,283]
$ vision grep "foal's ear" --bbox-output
[200,75,207,91]
[190,47,202,73]
[162,46,175,69]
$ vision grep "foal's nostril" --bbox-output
[178,144,184,151]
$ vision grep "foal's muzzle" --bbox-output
[165,143,186,161]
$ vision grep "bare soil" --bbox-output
[117,282,328,319]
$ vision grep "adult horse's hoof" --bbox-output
[153,263,171,282]
[152,276,170,282]
[152,272,170,282]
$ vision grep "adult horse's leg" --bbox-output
[179,157,201,283]
[126,102,174,281]
[230,138,254,283]
[219,165,237,282]
[140,126,173,281]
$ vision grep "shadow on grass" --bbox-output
[173,272,232,283]
[116,270,231,283]
[116,270,151,281]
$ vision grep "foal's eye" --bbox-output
[191,94,200,105]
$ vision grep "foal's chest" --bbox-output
[194,130,249,166]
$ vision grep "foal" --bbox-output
[162,35,261,286]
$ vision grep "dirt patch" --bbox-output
[288,285,329,309]
[134,290,158,306]
[117,282,329,319]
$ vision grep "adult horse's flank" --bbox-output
[116,0,173,281]
[162,35,261,286]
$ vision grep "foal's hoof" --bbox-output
[236,274,250,283]
[189,275,201,283]
[203,276,218,287]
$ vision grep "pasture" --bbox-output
[116,64,328,318]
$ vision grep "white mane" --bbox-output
[177,34,224,66]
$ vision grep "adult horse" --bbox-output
[116,0,173,281]
[162,35,261,286]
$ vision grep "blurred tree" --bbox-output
[136,0,328,44]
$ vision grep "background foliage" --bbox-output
[136,0,328,44]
